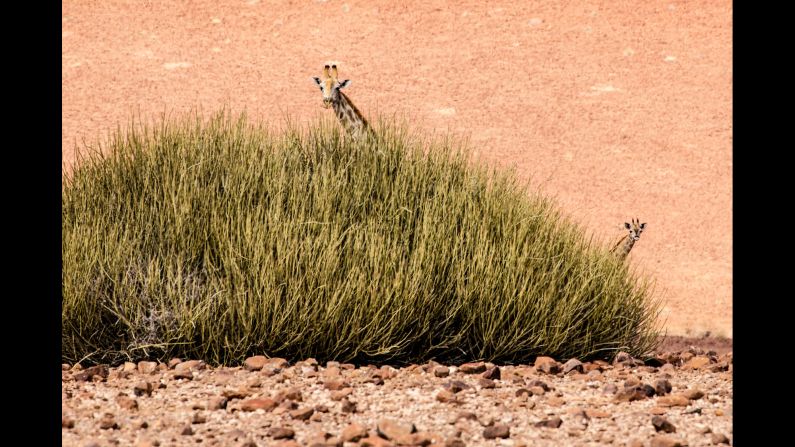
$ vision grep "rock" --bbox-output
[459,362,487,374]
[529,386,545,396]
[168,358,182,368]
[366,376,385,386]
[652,416,676,433]
[683,356,711,370]
[444,380,470,393]
[445,439,466,447]
[377,365,398,380]
[710,433,730,444]
[535,417,563,428]
[290,407,314,420]
[645,357,665,367]
[180,425,193,435]
[433,366,450,378]
[515,388,533,397]
[137,361,158,374]
[454,411,478,422]
[116,395,138,410]
[240,398,277,412]
[624,376,641,387]
[98,414,119,430]
[650,435,685,447]
[62,415,75,428]
[614,351,633,364]
[274,441,301,447]
[281,388,303,402]
[341,423,368,442]
[133,382,153,397]
[641,384,657,397]
[482,366,501,380]
[174,360,205,372]
[650,407,667,415]
[243,355,267,371]
[222,388,251,400]
[585,409,611,419]
[562,359,584,374]
[534,356,561,374]
[172,370,193,380]
[614,351,642,367]
[341,399,356,413]
[208,396,228,410]
[482,425,510,439]
[330,388,353,401]
[324,380,349,391]
[616,385,650,402]
[191,412,207,424]
[134,420,149,429]
[377,418,416,440]
[657,395,691,407]
[409,432,436,446]
[655,379,673,396]
[306,431,337,446]
[478,378,496,389]
[603,383,618,394]
[683,389,705,400]
[436,390,457,403]
[75,365,109,382]
[269,427,296,439]
[709,362,730,373]
[359,435,395,447]
[527,379,551,391]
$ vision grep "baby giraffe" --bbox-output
[611,218,647,261]
[312,64,373,140]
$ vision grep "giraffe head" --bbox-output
[312,64,350,109]
[623,218,647,241]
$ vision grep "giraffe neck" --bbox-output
[618,236,636,261]
[332,91,371,138]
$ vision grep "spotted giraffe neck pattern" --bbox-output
[612,235,636,261]
[332,91,372,139]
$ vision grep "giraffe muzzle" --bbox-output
[322,99,332,109]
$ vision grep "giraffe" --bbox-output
[611,218,647,261]
[312,64,374,140]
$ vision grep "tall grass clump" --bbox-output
[62,110,661,366]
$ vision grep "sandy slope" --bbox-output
[62,0,732,337]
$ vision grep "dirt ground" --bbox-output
[62,0,732,337]
[62,348,733,447]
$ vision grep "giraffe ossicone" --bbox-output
[312,63,373,140]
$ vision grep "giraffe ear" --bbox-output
[337,79,351,89]
[312,77,323,87]
[624,222,632,230]
[640,223,647,230]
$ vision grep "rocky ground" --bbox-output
[62,339,732,447]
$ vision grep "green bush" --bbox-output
[62,110,660,366]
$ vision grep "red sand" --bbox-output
[62,0,732,337]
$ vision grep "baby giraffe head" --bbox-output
[624,218,647,241]
[312,64,350,109]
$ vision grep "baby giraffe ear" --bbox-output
[312,77,323,87]
[624,222,632,230]
[337,79,351,89]
[639,223,647,230]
